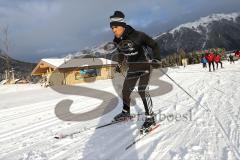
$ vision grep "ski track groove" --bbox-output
[0,98,112,142]
[49,123,139,160]
[0,98,121,159]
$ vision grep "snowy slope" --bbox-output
[169,12,239,34]
[61,42,111,60]
[154,12,240,55]
[0,61,240,160]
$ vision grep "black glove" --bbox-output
[115,64,121,73]
[151,59,161,69]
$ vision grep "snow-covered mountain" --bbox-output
[62,42,111,60]
[155,12,240,56]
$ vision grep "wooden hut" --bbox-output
[31,58,118,86]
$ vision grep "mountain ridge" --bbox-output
[154,12,240,56]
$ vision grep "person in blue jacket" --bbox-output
[201,54,207,68]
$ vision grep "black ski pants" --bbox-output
[215,61,223,69]
[122,63,152,115]
[208,61,215,71]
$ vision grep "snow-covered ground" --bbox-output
[0,61,240,160]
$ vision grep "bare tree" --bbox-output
[0,25,11,81]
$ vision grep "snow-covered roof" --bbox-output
[58,58,117,68]
[41,58,70,68]
[41,58,117,69]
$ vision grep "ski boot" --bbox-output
[140,115,156,134]
[113,110,132,122]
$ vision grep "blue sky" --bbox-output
[0,0,239,62]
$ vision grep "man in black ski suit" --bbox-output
[109,11,161,132]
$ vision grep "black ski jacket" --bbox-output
[113,25,161,63]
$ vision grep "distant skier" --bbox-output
[205,51,215,72]
[181,58,188,68]
[200,55,207,68]
[214,54,223,69]
[229,54,235,64]
[109,11,161,133]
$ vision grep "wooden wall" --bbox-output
[41,65,115,85]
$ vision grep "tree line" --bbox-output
[161,48,226,68]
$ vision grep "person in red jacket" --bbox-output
[235,50,240,57]
[214,54,223,69]
[205,51,215,72]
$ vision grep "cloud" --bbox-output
[0,0,239,62]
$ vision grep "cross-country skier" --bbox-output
[214,54,223,69]
[109,11,161,133]
[201,54,207,68]
[205,51,215,72]
[229,54,235,64]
